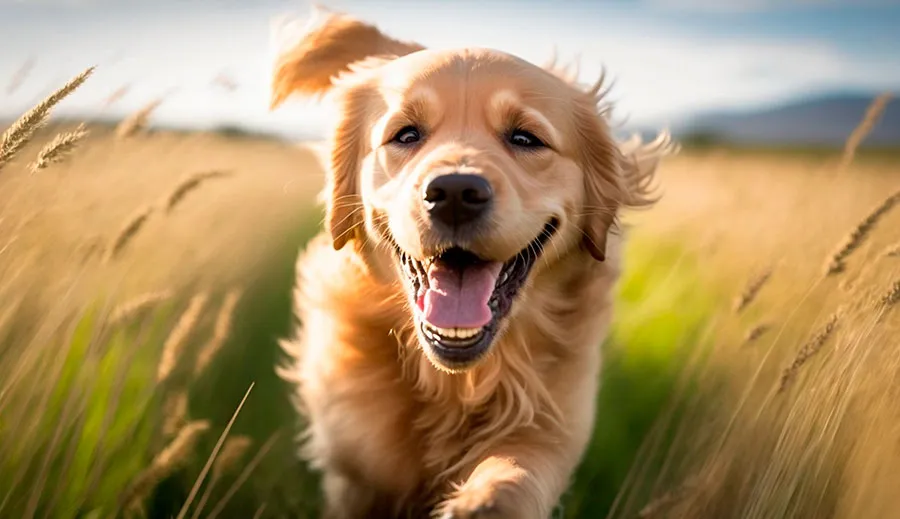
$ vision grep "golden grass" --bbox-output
[116,98,163,139]
[825,189,900,275]
[777,313,840,393]
[120,421,211,514]
[5,57,36,95]
[880,280,900,309]
[175,383,254,519]
[104,205,154,262]
[164,169,232,213]
[109,289,175,325]
[838,93,893,172]
[104,84,131,108]
[733,267,772,313]
[157,293,210,383]
[190,435,253,519]
[194,288,243,376]
[742,322,770,346]
[0,66,94,172]
[28,123,89,173]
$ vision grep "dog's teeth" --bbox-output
[422,322,482,341]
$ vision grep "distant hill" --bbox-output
[664,92,899,147]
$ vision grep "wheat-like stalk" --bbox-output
[743,323,770,346]
[194,289,243,376]
[120,421,210,513]
[116,98,163,139]
[175,383,254,519]
[108,289,174,326]
[190,436,254,519]
[157,293,210,383]
[885,244,900,258]
[205,431,281,519]
[778,313,840,393]
[162,391,190,438]
[104,83,131,108]
[880,280,900,309]
[5,57,36,95]
[164,170,231,213]
[825,189,900,275]
[838,93,893,172]
[28,123,89,173]
[0,66,95,172]
[733,268,772,313]
[104,206,154,262]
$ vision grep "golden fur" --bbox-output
[273,7,676,518]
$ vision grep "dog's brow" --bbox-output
[489,90,561,147]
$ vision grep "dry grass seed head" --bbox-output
[157,293,210,383]
[104,83,131,108]
[162,391,190,438]
[885,244,900,258]
[120,420,210,512]
[104,206,154,262]
[778,313,841,393]
[164,170,231,213]
[838,93,893,172]
[733,267,773,313]
[880,280,900,309]
[194,289,243,376]
[211,436,253,481]
[28,123,89,173]
[108,289,174,326]
[6,57,36,95]
[116,98,163,139]
[825,189,900,276]
[743,323,771,346]
[0,66,94,172]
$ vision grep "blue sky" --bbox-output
[1,0,898,138]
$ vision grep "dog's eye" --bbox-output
[508,129,546,149]
[391,126,421,145]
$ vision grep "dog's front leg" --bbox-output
[435,442,576,519]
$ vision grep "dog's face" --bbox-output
[270,13,666,372]
[320,49,626,372]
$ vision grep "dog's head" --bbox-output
[272,8,673,372]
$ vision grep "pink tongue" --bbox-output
[420,261,502,329]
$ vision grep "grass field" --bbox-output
[0,72,898,518]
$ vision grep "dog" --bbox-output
[272,7,675,518]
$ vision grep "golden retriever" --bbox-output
[273,7,675,518]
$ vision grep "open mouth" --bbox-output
[394,218,559,370]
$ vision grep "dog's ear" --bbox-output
[322,80,385,250]
[270,7,421,251]
[572,81,674,262]
[270,6,424,107]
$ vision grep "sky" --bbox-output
[1,0,898,139]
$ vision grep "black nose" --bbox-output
[423,174,493,228]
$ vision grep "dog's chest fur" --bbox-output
[283,233,619,507]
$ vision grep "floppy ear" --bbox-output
[322,81,385,250]
[572,83,675,262]
[270,6,424,107]
[270,7,420,250]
